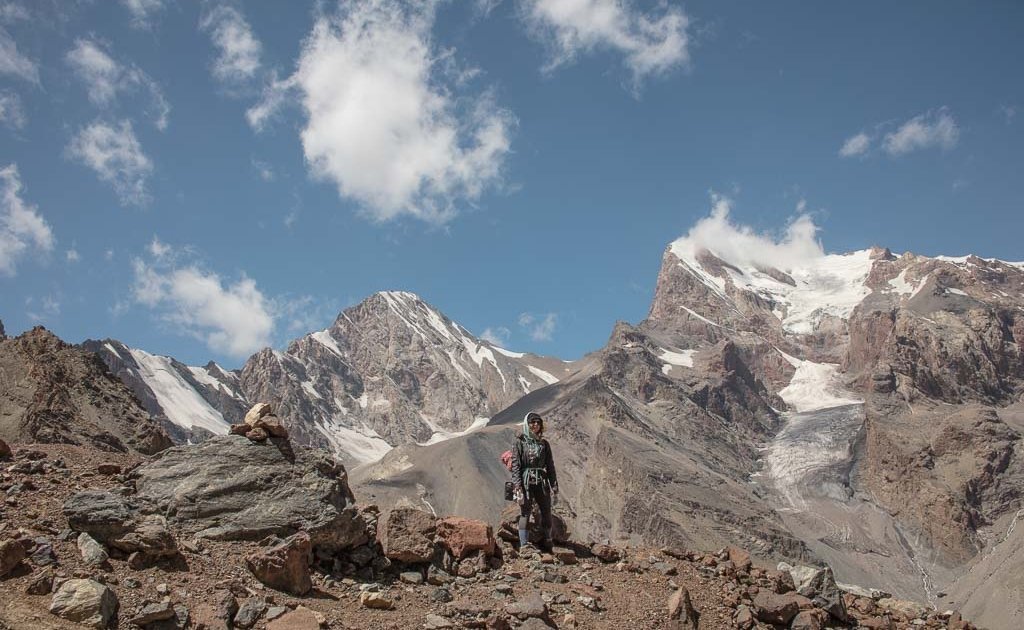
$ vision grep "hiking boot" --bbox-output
[519,543,540,558]
[540,539,554,553]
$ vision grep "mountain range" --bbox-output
[1,237,1022,629]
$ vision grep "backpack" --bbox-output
[500,449,514,471]
[501,449,515,501]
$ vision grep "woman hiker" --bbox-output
[511,411,559,553]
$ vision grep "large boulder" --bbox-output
[49,579,118,629]
[752,591,801,625]
[63,493,177,561]
[129,436,366,551]
[245,532,313,596]
[435,516,495,560]
[498,504,569,545]
[379,507,436,563]
[806,566,849,622]
[667,586,699,628]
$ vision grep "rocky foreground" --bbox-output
[0,429,980,630]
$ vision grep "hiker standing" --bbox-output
[511,411,558,552]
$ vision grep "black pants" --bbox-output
[518,483,553,543]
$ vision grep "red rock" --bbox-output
[245,532,312,596]
[858,615,895,629]
[229,423,249,436]
[752,591,800,625]
[791,609,827,630]
[245,427,269,442]
[266,606,322,630]
[590,544,621,563]
[96,463,121,475]
[727,546,752,571]
[378,507,436,563]
[435,516,495,560]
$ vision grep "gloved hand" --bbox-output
[551,488,559,506]
[514,486,525,505]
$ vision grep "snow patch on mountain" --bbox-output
[527,365,559,385]
[127,348,230,435]
[317,419,392,464]
[777,357,863,413]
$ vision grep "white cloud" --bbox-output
[131,253,274,358]
[0,164,55,276]
[120,0,166,29]
[65,38,170,130]
[672,191,824,272]
[248,0,514,224]
[838,132,870,158]
[104,248,115,261]
[147,235,171,260]
[518,312,557,341]
[0,3,30,23]
[882,109,959,156]
[520,0,689,86]
[999,104,1016,124]
[66,248,80,263]
[0,90,25,129]
[480,326,511,345]
[0,26,37,83]
[66,120,153,206]
[26,294,60,321]
[200,3,262,83]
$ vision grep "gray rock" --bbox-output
[506,591,548,619]
[0,538,26,576]
[130,601,175,625]
[806,566,849,623]
[63,491,135,540]
[29,542,57,567]
[130,436,366,551]
[233,597,267,629]
[48,579,118,629]
[77,533,109,567]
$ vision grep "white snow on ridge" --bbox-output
[317,419,392,464]
[888,269,926,297]
[128,348,230,435]
[493,346,525,359]
[778,359,862,413]
[419,415,490,446]
[527,365,559,385]
[104,342,122,358]
[311,329,344,357]
[658,348,695,368]
[947,288,968,296]
[670,247,874,335]
[187,365,241,398]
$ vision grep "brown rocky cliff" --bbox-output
[0,327,171,454]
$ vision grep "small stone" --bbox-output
[26,567,54,595]
[96,463,121,476]
[233,597,267,629]
[424,613,456,629]
[265,606,288,621]
[156,583,170,595]
[400,570,424,585]
[360,591,394,609]
[77,533,109,567]
[130,601,175,625]
[432,587,453,603]
[48,578,118,629]
[245,427,269,442]
[267,606,322,630]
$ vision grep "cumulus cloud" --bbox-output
[518,312,557,341]
[0,3,30,23]
[66,120,153,206]
[520,0,690,87]
[0,90,25,129]
[131,249,274,358]
[480,326,511,345]
[882,109,959,156]
[199,3,262,84]
[65,38,170,130]
[120,0,166,29]
[66,248,79,263]
[838,132,870,158]
[0,26,37,83]
[248,0,514,224]
[672,192,823,272]
[0,164,55,276]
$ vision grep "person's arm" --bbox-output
[510,439,523,492]
[544,440,558,493]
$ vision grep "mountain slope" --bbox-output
[240,291,574,465]
[0,327,171,454]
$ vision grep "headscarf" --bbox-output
[523,411,543,443]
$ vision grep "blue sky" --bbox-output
[1,0,1022,367]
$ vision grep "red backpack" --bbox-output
[500,449,514,471]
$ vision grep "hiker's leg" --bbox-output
[517,494,533,547]
[537,488,553,549]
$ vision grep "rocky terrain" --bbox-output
[0,430,975,629]
[355,243,1024,630]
